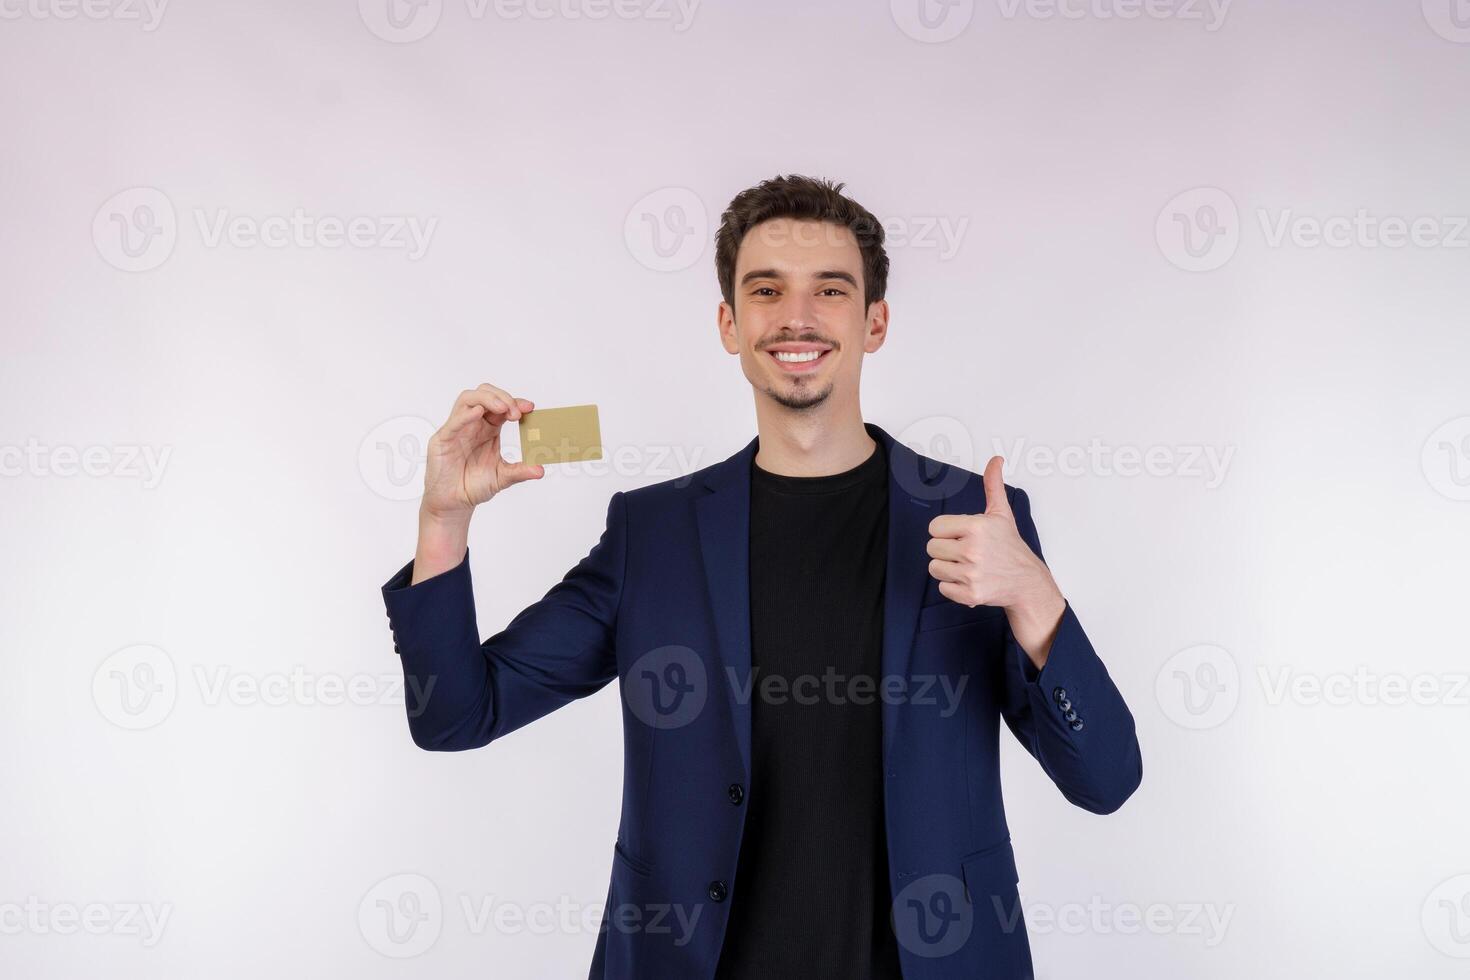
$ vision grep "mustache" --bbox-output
[758,335,838,349]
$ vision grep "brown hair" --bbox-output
[715,174,889,311]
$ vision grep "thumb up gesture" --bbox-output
[925,457,1066,664]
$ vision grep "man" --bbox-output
[380,175,1142,979]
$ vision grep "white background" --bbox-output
[3,0,1469,976]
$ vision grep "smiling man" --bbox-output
[380,174,1142,979]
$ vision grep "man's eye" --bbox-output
[752,287,777,296]
[820,288,846,296]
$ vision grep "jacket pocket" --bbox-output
[613,839,653,878]
[917,600,1006,633]
[960,839,1019,890]
[960,839,1026,953]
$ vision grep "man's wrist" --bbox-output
[413,507,473,584]
[1007,581,1065,626]
[1004,578,1066,670]
[419,499,474,532]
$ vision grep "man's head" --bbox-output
[715,175,890,413]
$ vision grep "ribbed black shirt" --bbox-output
[714,436,904,979]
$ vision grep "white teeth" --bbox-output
[773,350,822,363]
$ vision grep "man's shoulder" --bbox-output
[616,456,723,508]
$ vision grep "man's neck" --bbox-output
[751,404,876,478]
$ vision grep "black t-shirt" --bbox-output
[714,436,904,979]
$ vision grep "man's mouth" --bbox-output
[764,343,833,374]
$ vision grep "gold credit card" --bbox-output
[518,404,603,465]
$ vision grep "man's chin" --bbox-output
[764,379,834,411]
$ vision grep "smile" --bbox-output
[765,346,832,374]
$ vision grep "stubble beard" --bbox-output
[761,374,835,411]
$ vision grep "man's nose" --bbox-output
[777,293,818,331]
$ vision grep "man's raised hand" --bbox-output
[412,384,543,584]
[925,455,1066,666]
[422,384,544,522]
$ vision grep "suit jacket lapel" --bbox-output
[695,434,758,779]
[875,423,944,765]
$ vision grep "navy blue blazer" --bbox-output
[381,421,1142,979]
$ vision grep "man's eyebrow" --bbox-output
[813,270,859,288]
[740,268,783,286]
[739,268,859,288]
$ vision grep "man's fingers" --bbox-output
[936,581,975,607]
[438,387,537,451]
[450,386,532,425]
[927,557,964,583]
[474,383,529,421]
[439,401,490,442]
[449,388,504,422]
[927,513,970,539]
[925,536,965,561]
[473,384,526,420]
[982,455,1011,517]
[498,460,545,487]
[475,386,533,421]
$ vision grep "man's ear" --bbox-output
[864,299,890,353]
[717,301,740,354]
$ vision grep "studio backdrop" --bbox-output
[2,1,1468,977]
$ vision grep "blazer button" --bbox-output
[1070,719,1085,732]
[1063,709,1078,723]
[1053,687,1068,705]
[708,880,728,902]
[727,783,744,806]
[1058,698,1073,713]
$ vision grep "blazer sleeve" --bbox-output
[998,486,1143,814]
[380,491,627,751]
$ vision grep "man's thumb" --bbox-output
[982,455,1011,516]
[500,461,545,487]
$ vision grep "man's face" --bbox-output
[718,217,888,412]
